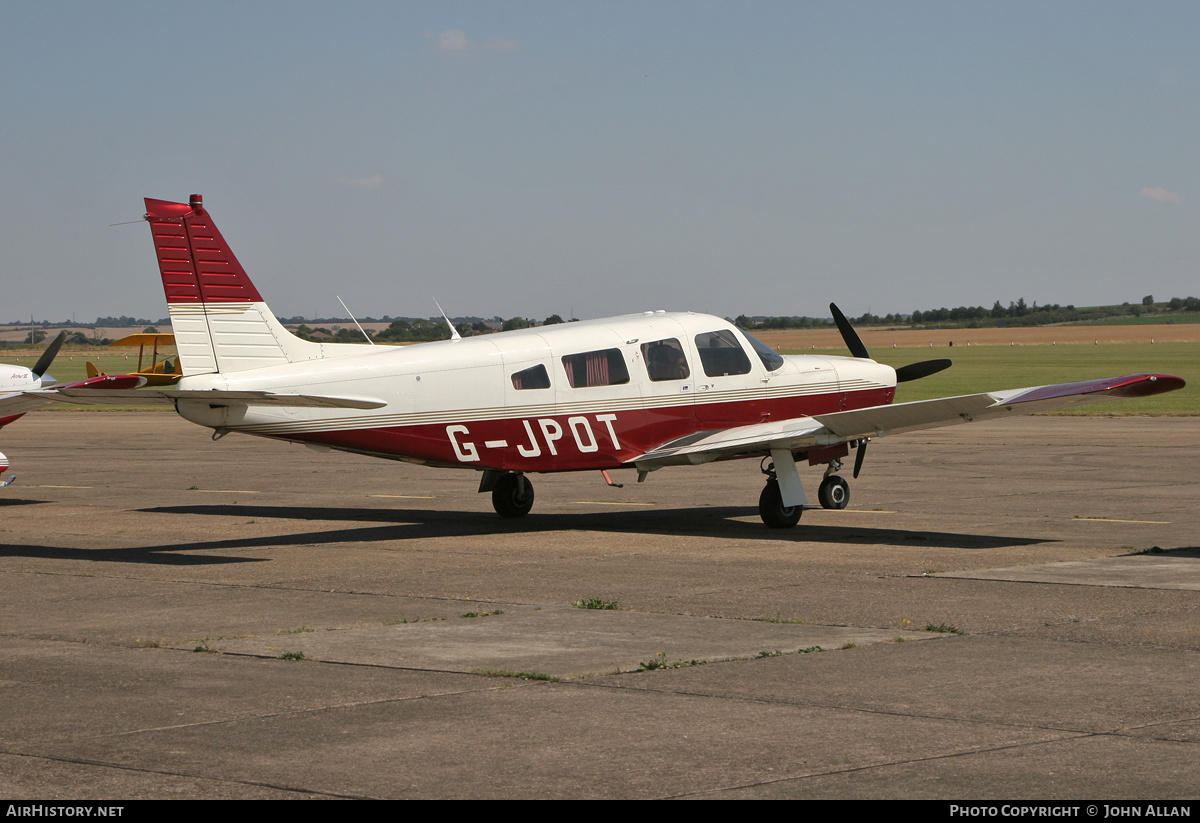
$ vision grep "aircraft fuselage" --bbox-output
[173,311,896,472]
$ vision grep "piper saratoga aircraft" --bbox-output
[8,194,1186,526]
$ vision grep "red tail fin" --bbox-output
[143,195,372,374]
[144,194,263,304]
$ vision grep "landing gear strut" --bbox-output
[758,460,802,529]
[491,472,535,517]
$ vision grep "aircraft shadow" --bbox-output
[133,503,1051,551]
[0,541,267,566]
[0,504,1049,567]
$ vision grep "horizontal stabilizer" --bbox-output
[0,375,153,414]
[0,391,60,416]
[50,389,387,410]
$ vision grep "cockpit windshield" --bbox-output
[740,330,784,372]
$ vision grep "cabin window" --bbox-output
[511,364,551,390]
[641,338,690,381]
[561,348,630,388]
[741,330,784,372]
[694,330,752,377]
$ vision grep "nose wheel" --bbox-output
[818,475,849,509]
[492,472,535,517]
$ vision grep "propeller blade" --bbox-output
[895,358,952,383]
[853,439,867,479]
[31,331,67,379]
[829,303,869,359]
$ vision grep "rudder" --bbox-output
[144,194,322,374]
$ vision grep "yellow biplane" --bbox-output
[86,333,181,386]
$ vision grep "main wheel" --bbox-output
[818,475,849,510]
[758,478,802,528]
[492,473,534,517]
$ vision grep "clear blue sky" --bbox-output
[3,1,1197,323]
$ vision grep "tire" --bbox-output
[492,473,534,517]
[758,478,802,528]
[818,475,849,510]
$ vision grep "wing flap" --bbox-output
[634,417,827,466]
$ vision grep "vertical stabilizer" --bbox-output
[144,194,325,374]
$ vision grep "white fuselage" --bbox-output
[171,311,897,472]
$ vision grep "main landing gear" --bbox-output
[758,459,802,529]
[490,471,535,517]
[758,455,855,528]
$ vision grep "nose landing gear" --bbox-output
[816,457,850,510]
[818,474,849,509]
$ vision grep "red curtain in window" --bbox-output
[585,352,609,386]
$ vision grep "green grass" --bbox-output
[788,343,1196,416]
[572,598,620,610]
[1063,312,1200,326]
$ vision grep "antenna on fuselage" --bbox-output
[336,295,375,345]
[434,298,462,341]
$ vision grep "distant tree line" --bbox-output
[8,296,1200,347]
[733,295,1200,332]
[292,313,573,343]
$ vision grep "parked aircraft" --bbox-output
[5,195,1185,525]
[0,331,68,486]
[0,331,148,486]
[86,333,181,386]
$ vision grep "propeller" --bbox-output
[30,331,67,387]
[895,358,952,383]
[828,304,954,481]
[829,302,952,384]
[829,303,869,359]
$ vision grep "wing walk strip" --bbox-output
[229,380,890,435]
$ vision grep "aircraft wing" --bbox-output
[47,388,387,410]
[632,373,1184,469]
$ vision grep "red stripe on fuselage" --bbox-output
[265,386,896,472]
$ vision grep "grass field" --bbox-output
[1064,312,1200,326]
[11,339,1196,417]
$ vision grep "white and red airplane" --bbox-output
[0,331,146,486]
[5,194,1185,525]
[0,331,69,486]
